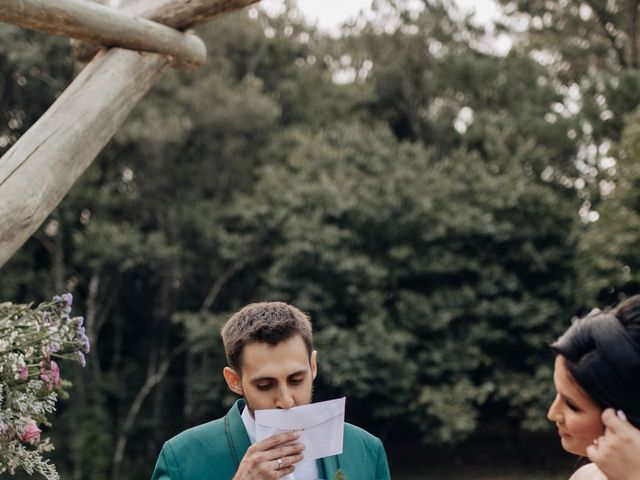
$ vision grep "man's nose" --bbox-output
[275,386,295,409]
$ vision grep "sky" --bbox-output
[260,0,502,30]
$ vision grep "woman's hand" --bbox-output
[587,409,640,480]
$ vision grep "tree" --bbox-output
[216,121,577,443]
[577,106,640,305]
[0,25,74,157]
[495,0,640,204]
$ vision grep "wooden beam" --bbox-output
[0,49,169,268]
[0,0,260,268]
[0,0,207,71]
[0,49,168,266]
[71,0,261,62]
[122,0,260,31]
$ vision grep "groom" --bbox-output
[151,301,391,479]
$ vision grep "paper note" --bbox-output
[255,397,346,461]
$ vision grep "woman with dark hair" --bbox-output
[547,294,640,479]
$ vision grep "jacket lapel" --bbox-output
[224,399,252,469]
[319,454,341,480]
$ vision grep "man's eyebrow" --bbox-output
[250,376,275,383]
[249,370,308,383]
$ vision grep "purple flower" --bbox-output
[20,422,41,444]
[76,351,86,367]
[50,360,60,387]
[18,366,28,381]
[54,293,73,314]
[49,342,61,354]
[61,293,73,307]
[80,334,90,354]
[40,361,52,390]
[39,360,61,390]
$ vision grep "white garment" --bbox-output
[568,463,608,480]
[241,406,320,480]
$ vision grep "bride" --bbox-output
[547,295,640,480]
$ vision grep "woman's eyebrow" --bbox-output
[559,390,578,406]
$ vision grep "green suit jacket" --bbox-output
[152,399,391,480]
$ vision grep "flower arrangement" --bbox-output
[0,293,90,479]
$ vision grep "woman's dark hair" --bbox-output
[552,294,640,428]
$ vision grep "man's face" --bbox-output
[224,335,317,414]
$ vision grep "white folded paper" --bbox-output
[254,397,346,461]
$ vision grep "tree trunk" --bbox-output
[110,340,189,480]
[629,0,640,68]
[51,209,65,293]
[110,264,239,478]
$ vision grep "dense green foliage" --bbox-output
[1,0,640,477]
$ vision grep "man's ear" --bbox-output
[310,350,318,380]
[223,367,243,396]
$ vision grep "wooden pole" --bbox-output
[71,0,261,63]
[0,49,169,268]
[0,0,207,71]
[0,0,261,268]
[123,0,260,30]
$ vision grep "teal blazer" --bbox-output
[152,399,391,480]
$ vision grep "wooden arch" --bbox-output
[0,0,259,268]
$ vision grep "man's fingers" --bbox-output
[263,442,305,461]
[249,431,300,452]
[277,465,295,478]
[275,453,304,469]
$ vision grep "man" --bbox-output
[151,302,391,479]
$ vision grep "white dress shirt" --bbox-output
[241,406,320,480]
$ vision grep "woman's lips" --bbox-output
[557,428,571,439]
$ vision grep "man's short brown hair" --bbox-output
[221,302,313,373]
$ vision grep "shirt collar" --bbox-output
[240,405,257,444]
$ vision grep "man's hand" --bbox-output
[587,409,640,480]
[233,431,305,479]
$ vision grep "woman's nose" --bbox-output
[547,394,561,422]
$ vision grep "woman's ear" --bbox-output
[223,367,243,396]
